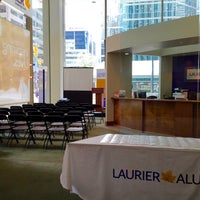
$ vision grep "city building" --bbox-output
[65,30,97,68]
[107,0,199,36]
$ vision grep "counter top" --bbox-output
[112,97,200,103]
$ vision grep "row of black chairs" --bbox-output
[1,102,104,123]
[0,109,88,149]
[0,102,104,126]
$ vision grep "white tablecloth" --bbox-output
[60,134,200,200]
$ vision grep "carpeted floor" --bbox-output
[0,123,135,200]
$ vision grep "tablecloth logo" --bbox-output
[112,168,200,185]
[161,170,176,183]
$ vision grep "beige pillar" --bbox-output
[160,56,173,98]
[106,52,132,125]
[43,0,65,103]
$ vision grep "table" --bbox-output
[60,134,200,200]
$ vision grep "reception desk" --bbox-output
[113,98,200,138]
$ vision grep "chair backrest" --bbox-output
[22,104,34,109]
[26,111,44,116]
[10,106,23,110]
[39,108,53,115]
[23,107,38,113]
[0,114,11,129]
[8,114,28,128]
[0,110,9,116]
[8,113,27,122]
[47,111,64,117]
[64,114,83,124]
[33,103,47,110]
[0,114,8,121]
[0,107,10,112]
[27,115,45,123]
[67,110,84,117]
[54,107,71,114]
[44,103,55,109]
[45,115,64,123]
[9,110,25,115]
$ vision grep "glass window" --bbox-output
[107,0,162,37]
[107,0,199,36]
[65,0,105,79]
[163,0,198,21]
[132,56,160,97]
[107,0,162,97]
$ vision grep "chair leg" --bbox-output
[82,129,87,139]
[0,136,3,143]
[25,131,36,148]
[62,133,69,149]
[43,132,53,148]
[7,131,19,146]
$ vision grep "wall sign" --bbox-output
[186,67,200,81]
[0,18,30,105]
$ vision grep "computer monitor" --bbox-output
[138,91,146,98]
[188,91,200,100]
[188,91,196,100]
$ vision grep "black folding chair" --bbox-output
[26,115,47,148]
[0,114,12,143]
[67,110,89,135]
[8,113,29,146]
[64,114,87,141]
[44,115,68,149]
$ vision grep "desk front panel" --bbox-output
[113,98,200,137]
[144,100,175,134]
[114,98,143,130]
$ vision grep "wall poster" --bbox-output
[186,67,200,81]
[0,18,30,105]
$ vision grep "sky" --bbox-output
[132,61,159,76]
[65,0,103,35]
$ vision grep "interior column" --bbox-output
[43,0,65,103]
[106,52,132,125]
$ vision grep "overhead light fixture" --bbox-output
[124,52,130,56]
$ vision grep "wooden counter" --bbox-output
[113,97,200,138]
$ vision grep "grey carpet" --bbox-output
[0,123,125,200]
